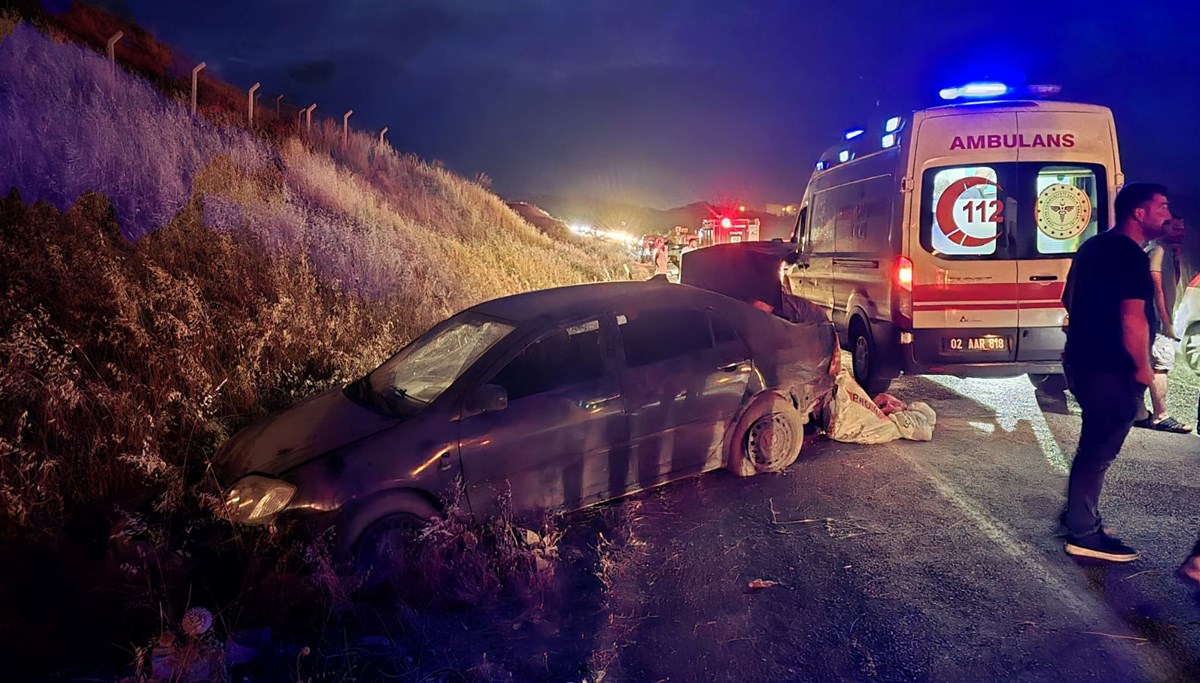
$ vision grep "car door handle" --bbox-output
[720,361,750,373]
[579,395,619,409]
[1029,275,1058,282]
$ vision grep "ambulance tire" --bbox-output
[1028,373,1068,395]
[849,320,891,396]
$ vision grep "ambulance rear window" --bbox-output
[920,162,1107,260]
[925,166,1002,257]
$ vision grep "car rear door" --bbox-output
[613,307,751,488]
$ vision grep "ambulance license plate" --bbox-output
[944,336,1008,352]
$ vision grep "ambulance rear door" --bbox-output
[1013,110,1113,361]
[909,109,1020,367]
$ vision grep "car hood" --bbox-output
[215,386,400,484]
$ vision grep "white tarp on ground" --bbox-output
[823,351,936,444]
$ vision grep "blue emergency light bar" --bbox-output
[939,81,1011,101]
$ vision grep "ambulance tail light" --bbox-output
[894,256,913,292]
[893,255,914,325]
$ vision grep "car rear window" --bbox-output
[618,309,713,367]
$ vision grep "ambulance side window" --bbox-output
[792,207,808,246]
[808,191,835,254]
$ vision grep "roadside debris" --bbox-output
[747,579,781,590]
[823,351,937,444]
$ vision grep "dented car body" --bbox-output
[215,279,835,555]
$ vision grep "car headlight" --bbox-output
[223,475,296,525]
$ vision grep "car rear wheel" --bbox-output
[728,393,805,477]
[850,319,890,395]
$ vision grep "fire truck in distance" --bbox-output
[698,215,761,246]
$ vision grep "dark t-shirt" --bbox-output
[1062,230,1155,372]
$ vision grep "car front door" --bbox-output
[456,315,630,514]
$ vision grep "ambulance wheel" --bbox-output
[1028,373,1068,395]
[850,320,890,395]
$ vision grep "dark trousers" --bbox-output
[1063,370,1145,538]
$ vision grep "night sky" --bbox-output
[102,0,1200,212]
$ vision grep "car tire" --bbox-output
[353,511,430,585]
[850,319,891,395]
[728,393,805,477]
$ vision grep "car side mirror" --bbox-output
[783,250,801,265]
[466,384,508,414]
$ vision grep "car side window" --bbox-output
[618,309,713,367]
[490,320,605,401]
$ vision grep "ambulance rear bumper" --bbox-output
[888,325,1064,378]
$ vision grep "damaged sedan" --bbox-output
[215,279,835,563]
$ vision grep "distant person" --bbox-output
[1178,537,1200,591]
[1059,182,1172,563]
[653,237,669,276]
[1134,216,1192,432]
[681,236,699,255]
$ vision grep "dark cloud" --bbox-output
[287,60,336,86]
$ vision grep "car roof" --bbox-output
[469,280,728,324]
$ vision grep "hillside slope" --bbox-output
[0,14,640,674]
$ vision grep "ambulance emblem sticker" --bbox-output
[1035,184,1091,241]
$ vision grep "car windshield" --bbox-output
[366,313,514,412]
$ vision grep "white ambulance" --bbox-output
[784,82,1122,393]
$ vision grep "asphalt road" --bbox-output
[590,373,1200,683]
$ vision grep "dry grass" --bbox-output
[0,17,643,678]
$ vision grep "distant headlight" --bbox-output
[223,475,296,525]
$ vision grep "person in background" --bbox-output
[1178,538,1200,591]
[653,237,669,276]
[1134,216,1192,432]
[1058,183,1171,563]
[681,236,699,255]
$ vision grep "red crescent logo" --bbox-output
[935,177,1002,247]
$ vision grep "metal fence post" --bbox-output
[379,127,388,145]
[191,62,206,115]
[106,31,123,73]
[305,103,317,136]
[342,110,353,148]
[275,94,284,117]
[248,82,261,126]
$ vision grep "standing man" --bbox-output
[1134,216,1192,432]
[1060,183,1172,562]
[653,237,669,276]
